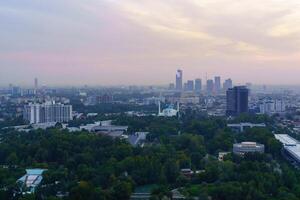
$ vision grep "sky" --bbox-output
[1,0,300,86]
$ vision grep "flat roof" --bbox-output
[274,134,298,145]
[275,134,300,162]
[285,145,300,162]
[228,123,266,127]
[18,169,47,193]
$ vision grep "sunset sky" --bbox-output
[1,0,300,86]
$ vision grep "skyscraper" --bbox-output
[34,78,38,90]
[223,79,233,92]
[186,80,194,91]
[214,76,221,94]
[169,83,175,90]
[226,86,249,116]
[195,79,202,92]
[206,79,214,95]
[176,69,183,91]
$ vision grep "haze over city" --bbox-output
[4,1,300,199]
[1,0,300,86]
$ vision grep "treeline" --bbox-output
[0,115,297,200]
[0,128,206,200]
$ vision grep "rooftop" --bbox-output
[274,134,298,146]
[17,169,47,194]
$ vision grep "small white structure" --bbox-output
[218,152,230,161]
[87,113,98,117]
[158,101,179,117]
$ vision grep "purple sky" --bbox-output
[1,0,300,86]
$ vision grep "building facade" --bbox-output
[195,79,202,92]
[233,142,265,155]
[214,76,221,94]
[223,79,233,92]
[226,86,249,116]
[176,69,183,91]
[259,99,286,115]
[186,80,194,91]
[23,102,72,124]
[206,79,214,95]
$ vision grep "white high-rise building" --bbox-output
[23,101,73,124]
[259,99,286,115]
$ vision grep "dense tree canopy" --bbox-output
[0,115,299,200]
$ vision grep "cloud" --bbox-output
[1,0,300,85]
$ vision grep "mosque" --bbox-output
[158,101,180,117]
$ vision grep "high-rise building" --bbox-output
[195,79,202,92]
[214,76,221,93]
[23,101,73,124]
[169,83,175,90]
[206,79,214,95]
[176,69,183,91]
[223,79,233,92]
[183,82,188,91]
[11,86,21,97]
[226,86,249,116]
[246,82,252,89]
[259,99,286,115]
[186,80,194,91]
[34,78,38,95]
[34,78,38,90]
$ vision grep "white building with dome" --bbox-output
[158,101,179,117]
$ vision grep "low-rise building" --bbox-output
[228,123,266,132]
[274,134,300,165]
[127,132,149,146]
[233,142,265,155]
[17,169,47,194]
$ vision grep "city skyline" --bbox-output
[1,0,300,86]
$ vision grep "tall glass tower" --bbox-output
[176,69,183,91]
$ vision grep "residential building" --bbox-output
[23,101,72,124]
[259,99,286,114]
